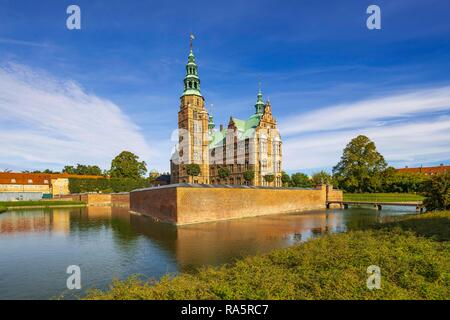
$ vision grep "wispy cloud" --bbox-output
[0,62,152,171]
[0,38,56,48]
[279,86,450,136]
[280,86,450,172]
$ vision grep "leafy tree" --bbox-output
[382,168,427,193]
[63,164,102,176]
[264,174,275,184]
[31,169,59,174]
[110,151,147,179]
[243,170,255,182]
[311,171,333,186]
[423,173,450,211]
[290,172,312,188]
[63,166,76,174]
[218,167,231,179]
[185,164,201,177]
[332,135,387,192]
[281,171,291,187]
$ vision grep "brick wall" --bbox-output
[110,193,130,208]
[57,193,129,207]
[130,185,327,225]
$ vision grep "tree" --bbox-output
[218,167,231,180]
[382,168,427,193]
[110,151,147,179]
[63,164,102,176]
[332,135,387,192]
[264,174,275,184]
[243,170,254,183]
[290,172,312,188]
[281,171,291,187]
[423,173,450,211]
[311,171,332,186]
[185,164,201,177]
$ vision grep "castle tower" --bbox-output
[255,87,265,115]
[173,35,210,184]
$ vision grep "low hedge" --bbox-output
[69,178,150,193]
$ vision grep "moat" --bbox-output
[0,206,418,299]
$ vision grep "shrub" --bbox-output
[218,167,231,179]
[423,173,450,211]
[243,170,254,182]
[69,178,150,193]
[264,174,275,183]
[185,164,201,177]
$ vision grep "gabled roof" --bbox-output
[208,114,261,149]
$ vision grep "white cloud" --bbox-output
[0,63,153,171]
[279,86,450,136]
[280,86,450,172]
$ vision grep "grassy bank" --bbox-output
[86,211,450,300]
[0,206,6,213]
[343,193,424,203]
[0,200,86,209]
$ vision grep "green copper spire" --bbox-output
[255,86,265,115]
[182,34,202,97]
[208,114,215,130]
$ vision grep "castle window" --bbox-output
[189,81,192,89]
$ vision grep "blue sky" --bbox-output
[0,0,449,174]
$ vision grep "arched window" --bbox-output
[189,81,192,89]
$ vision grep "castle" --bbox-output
[170,38,283,187]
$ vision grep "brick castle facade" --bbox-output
[171,38,283,187]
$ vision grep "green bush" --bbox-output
[69,178,150,193]
[185,164,201,177]
[0,201,84,208]
[218,167,231,179]
[243,170,254,182]
[86,212,450,300]
[264,174,275,183]
[0,206,6,213]
[423,173,450,211]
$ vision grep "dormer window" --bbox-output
[28,179,33,184]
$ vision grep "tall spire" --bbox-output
[255,84,265,115]
[182,33,202,97]
[208,104,215,130]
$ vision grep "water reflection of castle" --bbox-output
[0,207,347,269]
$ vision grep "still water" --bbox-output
[0,206,416,299]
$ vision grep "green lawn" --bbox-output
[343,193,424,203]
[0,200,86,208]
[85,211,450,300]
